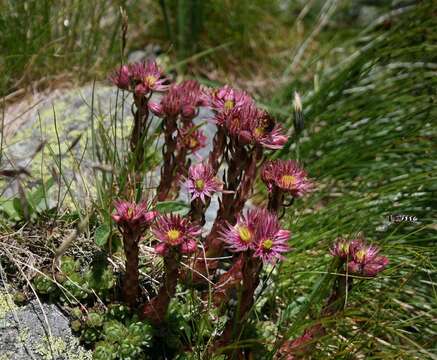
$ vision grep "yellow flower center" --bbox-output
[238,226,252,243]
[254,127,264,138]
[340,243,349,253]
[355,249,366,262]
[280,174,296,188]
[262,239,274,250]
[189,137,198,149]
[224,99,234,110]
[144,75,157,87]
[167,229,181,244]
[126,207,135,218]
[195,179,205,191]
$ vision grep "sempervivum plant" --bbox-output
[331,236,389,278]
[112,201,157,308]
[213,208,291,351]
[103,59,389,358]
[142,214,200,324]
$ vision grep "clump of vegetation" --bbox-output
[1,1,435,360]
[18,55,388,358]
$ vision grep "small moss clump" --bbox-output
[0,291,18,319]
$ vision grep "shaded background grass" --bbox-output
[1,0,436,358]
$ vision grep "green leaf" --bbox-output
[27,177,55,212]
[12,197,25,218]
[95,223,111,247]
[0,198,21,221]
[156,200,190,214]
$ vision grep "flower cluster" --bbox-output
[211,85,251,114]
[185,162,222,204]
[110,60,168,95]
[151,214,201,255]
[212,85,288,149]
[112,201,157,235]
[220,208,291,263]
[149,80,209,120]
[176,125,208,155]
[106,59,392,357]
[261,159,313,197]
[331,237,389,277]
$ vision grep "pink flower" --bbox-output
[129,60,168,93]
[244,110,288,149]
[330,238,352,259]
[253,209,291,263]
[220,209,260,252]
[348,244,389,277]
[151,214,201,255]
[330,236,389,277]
[135,83,147,97]
[223,101,258,138]
[149,80,208,119]
[211,85,252,114]
[110,60,168,94]
[210,85,254,126]
[217,98,288,149]
[177,125,208,154]
[110,65,130,90]
[179,80,210,119]
[185,163,223,203]
[112,201,157,234]
[220,208,291,262]
[214,91,255,127]
[261,160,313,197]
[149,84,182,118]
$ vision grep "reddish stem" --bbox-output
[209,127,226,174]
[122,231,140,308]
[212,254,262,354]
[157,116,178,201]
[141,253,180,325]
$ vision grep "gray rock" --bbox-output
[127,44,162,63]
[0,299,91,360]
[1,83,221,229]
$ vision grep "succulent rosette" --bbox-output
[261,159,313,196]
[185,162,223,203]
[151,214,201,255]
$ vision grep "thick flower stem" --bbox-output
[322,267,353,317]
[205,144,252,258]
[142,253,180,325]
[212,255,262,355]
[267,187,284,214]
[157,116,178,201]
[123,232,140,308]
[130,96,149,173]
[209,127,226,174]
[189,197,208,225]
